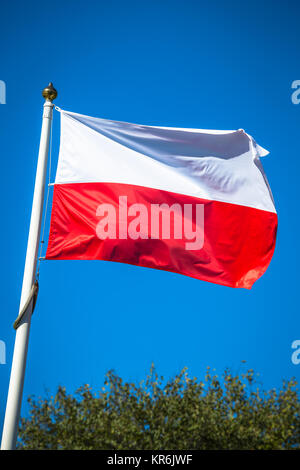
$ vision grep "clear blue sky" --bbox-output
[1,0,300,432]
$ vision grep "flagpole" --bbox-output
[1,83,57,450]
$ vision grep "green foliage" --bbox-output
[18,365,300,450]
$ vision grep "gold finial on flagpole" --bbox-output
[42,82,57,101]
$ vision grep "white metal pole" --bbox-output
[1,83,57,450]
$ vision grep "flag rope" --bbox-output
[36,110,54,280]
[13,281,39,329]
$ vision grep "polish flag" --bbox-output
[46,110,277,289]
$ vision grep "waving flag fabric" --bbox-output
[46,110,277,289]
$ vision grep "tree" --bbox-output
[18,365,300,450]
